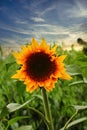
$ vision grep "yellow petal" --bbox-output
[58,55,67,62]
[62,72,72,80]
[51,45,58,54]
[26,82,38,93]
[12,52,20,59]
[31,38,39,49]
[40,38,50,50]
[21,45,27,50]
[11,69,26,80]
[45,82,55,91]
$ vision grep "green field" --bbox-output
[0,45,87,130]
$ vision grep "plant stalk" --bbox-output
[42,88,54,130]
[62,111,78,130]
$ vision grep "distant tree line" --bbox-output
[77,38,87,45]
[77,38,87,55]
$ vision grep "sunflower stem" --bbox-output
[42,88,54,130]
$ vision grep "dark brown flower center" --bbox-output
[26,51,56,82]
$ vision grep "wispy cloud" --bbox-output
[0,38,20,47]
[34,24,69,35]
[0,24,32,35]
[31,17,45,22]
[61,22,87,45]
[67,0,87,18]
[34,23,87,45]
[0,6,7,11]
[15,19,28,25]
[35,4,56,17]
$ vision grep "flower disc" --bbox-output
[25,51,56,82]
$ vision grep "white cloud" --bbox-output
[31,17,45,22]
[15,19,28,24]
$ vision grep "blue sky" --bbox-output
[0,0,87,47]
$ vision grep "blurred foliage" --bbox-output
[0,44,87,130]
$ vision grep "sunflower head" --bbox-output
[12,38,72,93]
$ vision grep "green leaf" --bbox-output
[5,62,15,71]
[28,106,49,126]
[7,97,49,126]
[69,80,85,86]
[81,66,87,79]
[16,81,25,96]
[7,103,21,112]
[15,125,32,130]
[0,106,9,119]
[83,77,87,83]
[73,105,87,111]
[67,117,87,129]
[8,116,29,126]
[66,64,81,76]
[7,97,34,112]
[33,95,43,100]
[60,111,78,130]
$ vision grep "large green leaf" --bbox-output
[5,62,16,71]
[8,116,29,125]
[0,106,9,119]
[33,95,43,100]
[60,117,87,130]
[83,77,87,83]
[73,105,87,111]
[7,97,49,126]
[6,116,30,130]
[28,106,49,126]
[15,125,32,130]
[7,97,34,112]
[66,117,87,129]
[69,80,85,86]
[66,64,81,76]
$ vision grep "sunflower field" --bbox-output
[0,43,87,130]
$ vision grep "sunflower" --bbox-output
[12,38,72,93]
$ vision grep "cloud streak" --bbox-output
[31,17,45,22]
[66,0,87,18]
